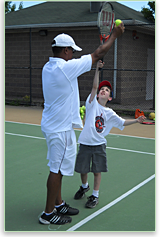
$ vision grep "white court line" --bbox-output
[5,132,155,156]
[5,120,41,126]
[107,146,155,156]
[67,174,155,231]
[5,132,45,140]
[108,133,155,140]
[5,121,155,140]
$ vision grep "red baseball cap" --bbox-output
[98,80,112,91]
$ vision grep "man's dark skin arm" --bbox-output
[91,22,125,65]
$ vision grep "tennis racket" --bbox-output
[142,121,155,125]
[97,2,115,45]
[97,2,115,73]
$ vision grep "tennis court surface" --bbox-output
[5,118,155,232]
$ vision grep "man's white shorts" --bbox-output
[42,128,77,176]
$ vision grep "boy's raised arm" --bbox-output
[89,61,104,103]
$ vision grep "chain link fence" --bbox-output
[5,23,155,115]
[98,68,155,113]
[98,23,155,114]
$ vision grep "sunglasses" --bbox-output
[67,47,75,53]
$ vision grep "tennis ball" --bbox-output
[82,105,86,111]
[149,112,155,120]
[115,19,122,27]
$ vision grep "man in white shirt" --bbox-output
[39,23,125,225]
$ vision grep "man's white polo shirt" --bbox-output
[41,54,92,133]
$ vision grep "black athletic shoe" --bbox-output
[56,201,79,215]
[39,210,72,225]
[85,195,99,208]
[74,185,90,199]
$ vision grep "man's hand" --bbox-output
[137,115,146,123]
[111,22,125,39]
[91,21,125,65]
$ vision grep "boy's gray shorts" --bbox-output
[75,143,108,173]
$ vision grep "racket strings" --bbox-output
[98,2,115,41]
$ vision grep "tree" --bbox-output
[141,1,155,23]
[5,1,16,13]
[5,1,23,13]
[18,2,23,10]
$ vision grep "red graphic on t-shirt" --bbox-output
[95,113,105,133]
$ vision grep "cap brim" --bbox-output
[72,45,82,51]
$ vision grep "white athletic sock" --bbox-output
[92,190,99,198]
[44,210,55,216]
[55,201,65,208]
[82,182,89,189]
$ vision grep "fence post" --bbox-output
[29,28,32,105]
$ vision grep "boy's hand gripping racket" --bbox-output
[97,2,115,72]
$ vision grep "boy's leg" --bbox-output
[92,172,101,198]
[93,172,101,191]
[85,172,101,208]
[81,173,88,185]
[74,144,92,200]
[91,144,106,195]
[74,173,90,199]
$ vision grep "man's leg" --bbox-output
[55,172,63,206]
[45,171,62,213]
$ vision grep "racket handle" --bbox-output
[98,35,110,71]
[99,58,103,71]
[99,66,103,71]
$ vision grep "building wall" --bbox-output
[116,29,155,105]
[5,27,115,104]
[5,27,155,106]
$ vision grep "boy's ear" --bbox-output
[108,97,112,102]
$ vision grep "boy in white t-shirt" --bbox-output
[74,61,146,208]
